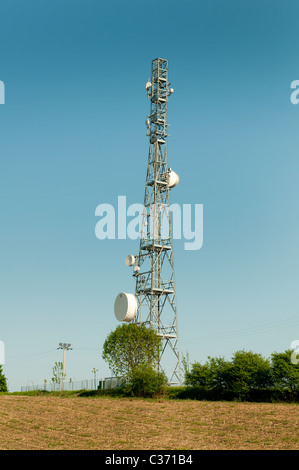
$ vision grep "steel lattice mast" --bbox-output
[133,58,181,385]
[114,58,181,385]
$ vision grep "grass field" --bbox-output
[0,394,298,450]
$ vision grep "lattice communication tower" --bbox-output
[114,58,181,385]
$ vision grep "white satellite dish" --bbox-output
[114,292,137,322]
[168,170,179,188]
[125,255,135,266]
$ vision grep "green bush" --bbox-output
[222,350,273,401]
[126,364,167,398]
[271,350,299,394]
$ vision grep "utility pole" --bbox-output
[57,343,72,391]
[92,368,98,390]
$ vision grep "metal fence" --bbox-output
[20,377,122,392]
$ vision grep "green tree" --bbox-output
[184,350,273,400]
[102,323,162,381]
[0,366,8,392]
[206,356,232,393]
[184,361,212,389]
[226,350,273,400]
[51,362,63,390]
[184,355,233,400]
[271,350,299,393]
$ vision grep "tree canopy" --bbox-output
[271,350,299,392]
[184,349,299,401]
[102,323,162,380]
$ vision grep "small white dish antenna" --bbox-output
[125,255,135,266]
[145,81,152,91]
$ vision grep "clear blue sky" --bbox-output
[1,0,299,391]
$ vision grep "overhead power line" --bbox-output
[181,316,299,345]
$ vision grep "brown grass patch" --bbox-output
[0,396,298,450]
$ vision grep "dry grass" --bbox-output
[0,395,298,450]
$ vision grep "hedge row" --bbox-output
[166,386,299,403]
[179,349,299,403]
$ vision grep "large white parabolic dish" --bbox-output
[114,292,137,322]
